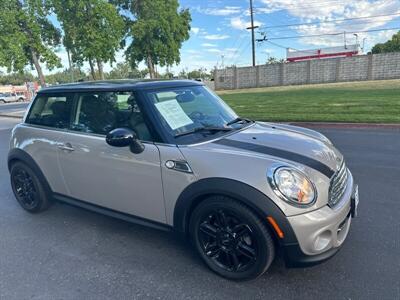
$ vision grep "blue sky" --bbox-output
[10,0,400,75]
[175,0,400,72]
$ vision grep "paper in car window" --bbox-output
[155,100,193,130]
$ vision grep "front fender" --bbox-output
[173,177,298,245]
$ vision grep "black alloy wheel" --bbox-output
[198,209,258,272]
[10,162,51,213]
[190,196,275,280]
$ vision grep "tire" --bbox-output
[0,99,5,104]
[18,98,24,102]
[189,196,275,281]
[10,162,52,213]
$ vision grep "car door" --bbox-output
[56,91,166,223]
[23,93,74,195]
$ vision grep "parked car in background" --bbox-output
[0,92,26,103]
[8,80,359,280]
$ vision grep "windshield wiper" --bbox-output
[226,117,253,126]
[174,126,233,138]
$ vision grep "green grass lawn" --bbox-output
[218,79,400,123]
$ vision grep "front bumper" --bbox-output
[283,171,358,267]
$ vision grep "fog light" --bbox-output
[313,231,331,252]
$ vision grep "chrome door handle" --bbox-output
[58,143,74,152]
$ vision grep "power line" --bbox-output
[258,13,400,29]
[233,42,252,66]
[262,19,400,36]
[262,40,298,50]
[254,0,360,11]
[265,27,400,40]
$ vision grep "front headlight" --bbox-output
[268,166,317,207]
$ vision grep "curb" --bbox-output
[289,122,400,130]
[0,114,23,119]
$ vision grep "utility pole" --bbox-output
[247,0,258,67]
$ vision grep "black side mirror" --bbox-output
[106,128,145,154]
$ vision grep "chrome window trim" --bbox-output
[20,123,154,145]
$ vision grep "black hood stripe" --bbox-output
[214,139,334,178]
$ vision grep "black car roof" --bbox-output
[38,79,204,94]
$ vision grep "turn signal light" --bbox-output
[267,216,284,239]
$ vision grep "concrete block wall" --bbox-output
[337,55,369,81]
[283,61,308,85]
[371,52,400,80]
[310,59,337,83]
[214,67,234,90]
[237,67,257,89]
[259,64,281,86]
[214,52,400,90]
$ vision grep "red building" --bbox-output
[287,44,360,62]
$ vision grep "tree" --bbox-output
[115,0,191,78]
[52,0,125,80]
[371,31,400,54]
[45,68,87,85]
[187,68,210,80]
[106,62,147,79]
[178,69,188,79]
[0,72,36,86]
[266,57,278,64]
[0,0,62,86]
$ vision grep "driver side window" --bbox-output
[70,92,153,141]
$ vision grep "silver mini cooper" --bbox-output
[8,80,359,280]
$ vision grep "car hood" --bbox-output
[209,122,343,177]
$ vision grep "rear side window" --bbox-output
[26,94,73,129]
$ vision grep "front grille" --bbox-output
[328,161,348,207]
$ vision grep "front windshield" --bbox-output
[144,86,243,140]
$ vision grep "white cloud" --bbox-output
[191,27,200,34]
[230,17,263,30]
[197,6,241,16]
[185,49,202,55]
[258,0,400,50]
[206,48,222,54]
[204,34,230,40]
[202,43,217,47]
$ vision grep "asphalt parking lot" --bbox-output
[0,102,29,118]
[0,116,399,300]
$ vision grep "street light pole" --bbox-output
[353,33,359,47]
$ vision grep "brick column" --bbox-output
[280,63,285,85]
[233,67,238,90]
[335,58,341,82]
[367,54,373,80]
[256,65,260,88]
[213,69,219,90]
[306,61,311,84]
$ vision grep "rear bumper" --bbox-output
[282,172,358,267]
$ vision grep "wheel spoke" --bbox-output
[237,242,256,260]
[230,252,240,271]
[199,222,217,238]
[197,207,259,273]
[216,210,228,227]
[232,224,251,238]
[205,242,221,258]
